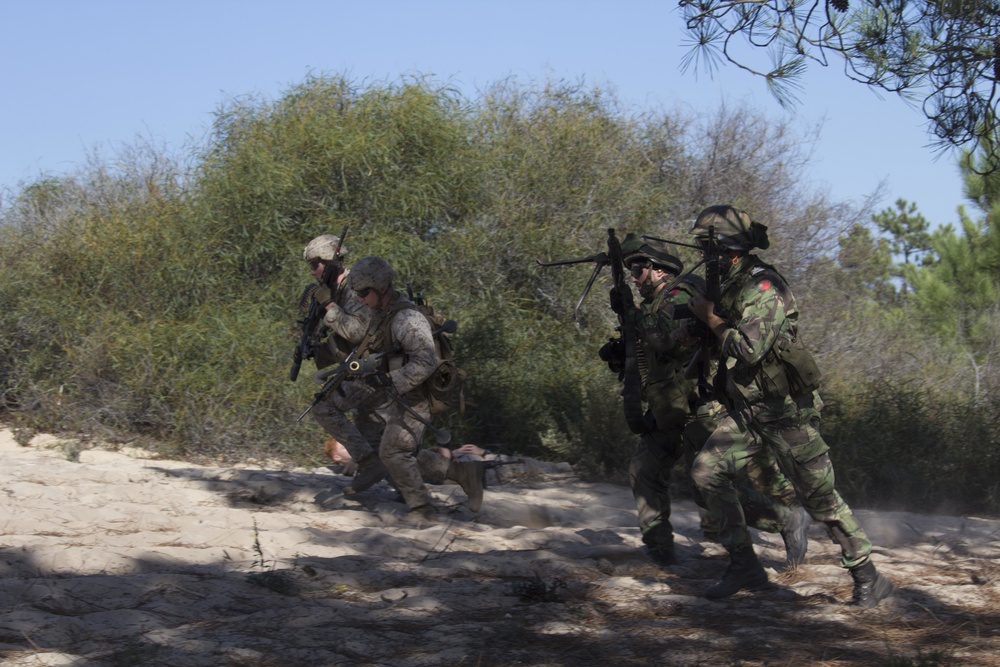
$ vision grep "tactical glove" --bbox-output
[598,338,625,374]
[364,372,393,390]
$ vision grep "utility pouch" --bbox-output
[756,350,791,399]
[777,340,822,396]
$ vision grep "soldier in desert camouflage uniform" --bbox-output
[310,255,439,516]
[685,205,893,607]
[305,238,485,512]
[303,236,388,493]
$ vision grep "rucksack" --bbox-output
[382,285,466,415]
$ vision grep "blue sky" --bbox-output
[1,1,970,229]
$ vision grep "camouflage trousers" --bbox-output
[683,401,800,538]
[630,396,800,550]
[691,397,873,568]
[312,380,433,509]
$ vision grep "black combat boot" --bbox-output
[849,560,894,608]
[344,453,388,494]
[780,506,811,568]
[705,547,769,600]
[446,460,485,512]
[645,545,677,568]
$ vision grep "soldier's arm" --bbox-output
[719,276,790,365]
[389,309,438,395]
[323,289,371,344]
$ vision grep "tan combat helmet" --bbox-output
[303,235,349,263]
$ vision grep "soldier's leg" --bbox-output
[311,386,375,462]
[738,446,799,533]
[758,395,891,606]
[758,397,872,569]
[378,397,434,510]
[312,383,388,493]
[690,411,759,553]
[416,448,451,484]
[629,427,683,556]
[691,410,771,598]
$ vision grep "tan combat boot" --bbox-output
[446,460,486,511]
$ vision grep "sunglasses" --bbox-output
[355,287,374,298]
[629,261,650,278]
[308,258,324,270]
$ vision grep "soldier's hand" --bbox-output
[364,372,393,390]
[598,338,625,373]
[687,293,714,322]
[313,284,333,307]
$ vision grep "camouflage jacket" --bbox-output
[715,254,807,419]
[366,292,438,397]
[320,269,373,347]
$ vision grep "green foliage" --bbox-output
[3,71,1000,517]
[678,0,1000,153]
[871,198,933,296]
[825,380,1000,515]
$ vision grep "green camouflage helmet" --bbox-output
[348,256,395,292]
[303,235,348,263]
[691,205,769,251]
[620,232,684,274]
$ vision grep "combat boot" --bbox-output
[645,545,677,568]
[780,506,811,568]
[849,560,894,608]
[446,460,485,511]
[705,547,769,600]
[344,453,388,495]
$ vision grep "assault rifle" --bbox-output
[536,228,648,435]
[290,225,349,382]
[483,457,525,470]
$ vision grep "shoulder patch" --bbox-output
[758,279,772,292]
[669,289,680,295]
[750,266,766,275]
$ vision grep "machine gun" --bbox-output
[536,228,648,435]
[290,225,349,382]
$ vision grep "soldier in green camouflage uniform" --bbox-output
[605,235,809,568]
[685,205,893,607]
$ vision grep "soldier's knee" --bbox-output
[690,458,716,492]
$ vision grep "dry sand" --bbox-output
[1,427,998,666]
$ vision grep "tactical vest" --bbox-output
[369,295,466,415]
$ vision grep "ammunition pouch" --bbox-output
[776,339,821,396]
[426,359,466,415]
[756,339,821,399]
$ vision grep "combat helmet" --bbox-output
[303,234,349,263]
[691,205,769,251]
[620,233,684,275]
[348,256,395,292]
